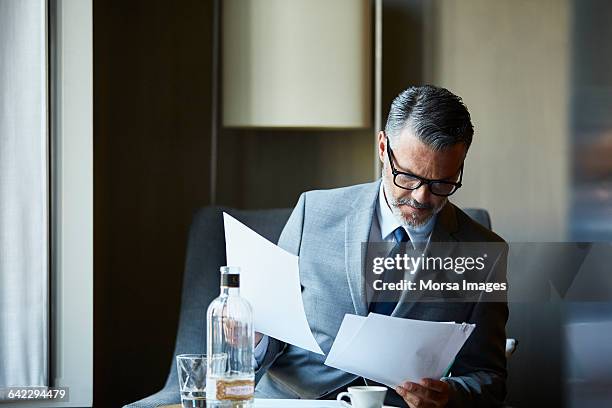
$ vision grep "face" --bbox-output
[378,128,466,228]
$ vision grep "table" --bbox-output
[161,401,340,408]
[162,400,397,407]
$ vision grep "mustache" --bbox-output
[391,197,433,210]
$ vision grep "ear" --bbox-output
[377,131,386,163]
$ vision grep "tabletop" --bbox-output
[161,400,397,408]
[161,401,339,408]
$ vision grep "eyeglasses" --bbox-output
[386,136,463,197]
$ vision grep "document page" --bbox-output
[325,313,475,387]
[223,213,324,354]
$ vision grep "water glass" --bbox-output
[176,354,212,408]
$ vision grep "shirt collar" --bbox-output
[376,180,437,242]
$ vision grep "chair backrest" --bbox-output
[163,205,491,389]
[463,208,492,230]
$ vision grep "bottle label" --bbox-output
[207,378,254,401]
[221,274,240,288]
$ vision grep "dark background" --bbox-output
[94,1,214,406]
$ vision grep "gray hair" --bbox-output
[384,85,474,151]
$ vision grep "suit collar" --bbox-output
[350,180,382,211]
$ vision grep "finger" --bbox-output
[420,378,449,393]
[397,384,438,407]
[396,389,436,408]
[400,382,438,402]
[418,380,450,407]
[398,381,421,392]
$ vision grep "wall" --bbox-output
[427,0,570,242]
[94,1,213,406]
[216,128,374,209]
[381,0,426,117]
[425,2,570,406]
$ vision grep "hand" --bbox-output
[255,331,263,346]
[395,378,450,408]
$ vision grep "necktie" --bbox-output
[369,227,409,315]
[392,226,410,245]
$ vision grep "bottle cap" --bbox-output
[220,266,240,288]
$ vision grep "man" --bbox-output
[253,85,508,407]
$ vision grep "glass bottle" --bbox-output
[206,266,254,408]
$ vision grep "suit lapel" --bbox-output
[391,202,459,317]
[429,201,459,244]
[345,181,380,316]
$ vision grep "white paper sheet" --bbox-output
[223,213,324,354]
[325,313,475,387]
[326,314,367,364]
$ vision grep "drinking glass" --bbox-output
[176,354,227,408]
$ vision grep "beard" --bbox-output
[382,167,447,229]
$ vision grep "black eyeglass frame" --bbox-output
[386,136,464,197]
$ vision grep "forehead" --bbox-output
[390,128,466,179]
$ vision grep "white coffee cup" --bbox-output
[336,385,387,408]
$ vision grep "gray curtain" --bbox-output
[0,0,48,389]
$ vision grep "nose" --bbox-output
[410,183,432,205]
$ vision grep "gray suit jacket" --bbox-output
[255,180,508,407]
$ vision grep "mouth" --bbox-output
[399,203,431,212]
